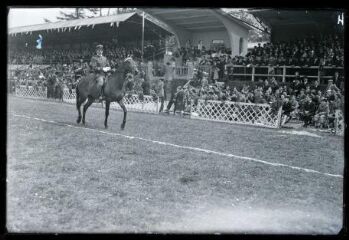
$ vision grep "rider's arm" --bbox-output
[90,57,100,71]
[105,58,111,68]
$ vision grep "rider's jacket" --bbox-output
[89,55,110,75]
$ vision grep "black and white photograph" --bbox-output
[6,7,345,234]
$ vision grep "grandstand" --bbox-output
[7,8,344,133]
[6,8,345,234]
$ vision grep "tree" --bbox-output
[117,8,136,14]
[55,8,136,21]
[56,8,86,20]
[224,9,271,42]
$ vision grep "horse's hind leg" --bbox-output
[118,100,127,130]
[76,89,85,124]
[104,100,110,129]
[76,98,84,124]
[82,96,94,125]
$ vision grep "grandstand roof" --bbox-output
[9,12,160,35]
[141,8,252,32]
[248,9,341,28]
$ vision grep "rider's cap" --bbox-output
[96,45,103,50]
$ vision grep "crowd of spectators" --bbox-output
[8,39,163,65]
[166,34,344,84]
[168,69,344,129]
[9,33,344,129]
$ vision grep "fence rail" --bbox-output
[231,65,344,84]
[191,99,282,128]
[13,85,343,134]
[144,62,343,84]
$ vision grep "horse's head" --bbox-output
[123,57,139,76]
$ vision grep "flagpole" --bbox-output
[141,11,145,62]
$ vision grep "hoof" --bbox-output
[77,117,81,124]
[104,124,108,129]
[120,124,125,130]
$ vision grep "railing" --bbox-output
[13,85,343,133]
[191,99,282,128]
[173,66,194,79]
[15,86,159,114]
[146,63,343,85]
[231,65,344,84]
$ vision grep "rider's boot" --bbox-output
[99,81,105,101]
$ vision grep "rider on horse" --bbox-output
[90,44,110,101]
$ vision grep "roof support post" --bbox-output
[142,11,145,62]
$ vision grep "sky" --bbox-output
[8,8,62,28]
[8,8,118,28]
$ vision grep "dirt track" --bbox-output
[7,96,344,234]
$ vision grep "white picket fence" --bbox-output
[190,99,282,128]
[14,85,288,129]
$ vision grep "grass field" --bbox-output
[7,96,344,234]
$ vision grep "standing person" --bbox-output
[89,44,110,101]
[174,86,185,114]
[156,78,165,112]
[164,79,186,113]
[212,64,220,83]
[198,40,203,53]
[141,77,151,95]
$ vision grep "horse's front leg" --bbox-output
[82,96,94,125]
[118,100,127,130]
[104,100,110,129]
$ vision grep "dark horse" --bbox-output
[75,58,138,130]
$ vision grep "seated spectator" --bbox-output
[299,95,316,127]
[313,97,329,128]
[311,80,321,93]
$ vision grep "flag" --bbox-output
[36,34,43,49]
[116,22,119,27]
[110,22,114,27]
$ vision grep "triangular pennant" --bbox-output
[92,24,95,29]
[69,27,71,32]
[74,26,78,30]
[110,22,114,27]
[116,22,119,27]
[78,25,82,30]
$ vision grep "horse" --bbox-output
[75,58,138,130]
